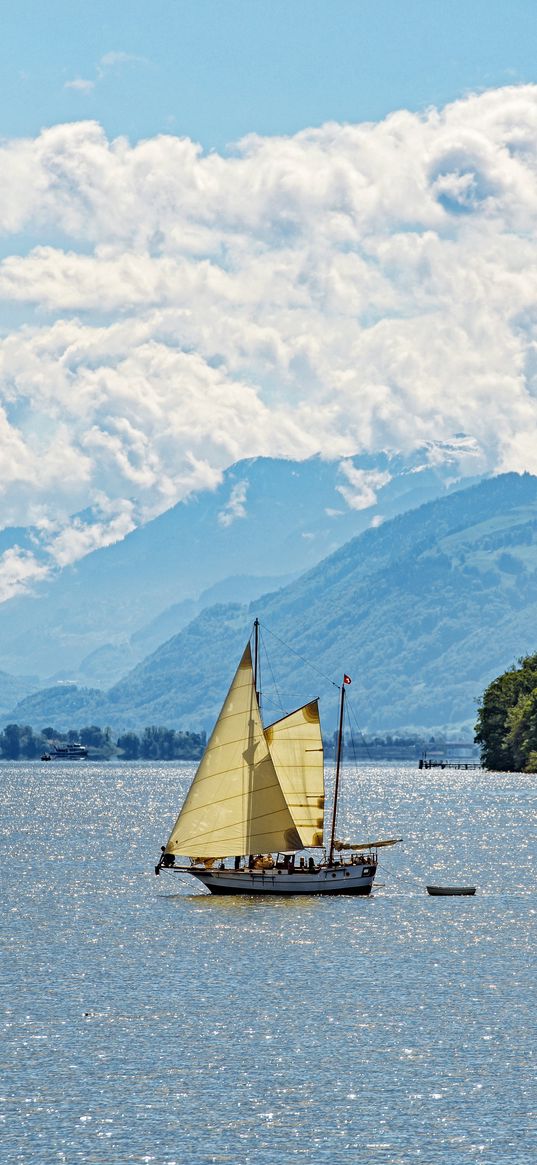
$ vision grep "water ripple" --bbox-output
[1,762,535,1164]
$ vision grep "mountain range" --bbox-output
[0,440,480,687]
[5,469,537,736]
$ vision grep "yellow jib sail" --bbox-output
[264,701,324,848]
[165,644,303,858]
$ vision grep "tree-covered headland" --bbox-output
[475,653,537,771]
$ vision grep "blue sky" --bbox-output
[2,0,537,148]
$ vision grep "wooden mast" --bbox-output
[253,617,260,705]
[328,679,346,867]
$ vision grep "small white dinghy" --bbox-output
[426,885,476,896]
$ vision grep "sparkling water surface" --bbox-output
[2,761,535,1164]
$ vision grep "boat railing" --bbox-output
[157,849,378,875]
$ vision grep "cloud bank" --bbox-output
[2,84,537,590]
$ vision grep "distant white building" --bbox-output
[444,740,479,760]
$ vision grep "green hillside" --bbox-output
[8,472,537,735]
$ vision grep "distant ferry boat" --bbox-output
[41,743,88,760]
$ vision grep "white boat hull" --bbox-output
[169,863,377,896]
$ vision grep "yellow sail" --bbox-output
[165,644,303,858]
[264,701,325,847]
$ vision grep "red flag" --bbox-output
[343,674,352,685]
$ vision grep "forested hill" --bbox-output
[7,471,537,734]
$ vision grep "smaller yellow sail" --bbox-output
[264,700,324,848]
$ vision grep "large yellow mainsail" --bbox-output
[264,701,324,847]
[165,643,303,858]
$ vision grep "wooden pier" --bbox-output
[419,759,483,770]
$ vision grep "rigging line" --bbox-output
[260,690,289,716]
[259,625,287,718]
[343,696,370,838]
[259,621,340,690]
[376,857,422,890]
[345,696,377,764]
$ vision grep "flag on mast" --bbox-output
[343,674,352,685]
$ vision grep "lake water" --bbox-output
[2,761,535,1164]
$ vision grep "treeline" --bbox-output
[116,726,206,760]
[323,732,441,759]
[0,723,206,761]
[475,652,537,771]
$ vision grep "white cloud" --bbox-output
[217,481,249,527]
[0,547,49,602]
[99,52,143,70]
[2,86,537,594]
[64,78,95,94]
[37,496,137,567]
[65,50,147,96]
[336,462,392,511]
[0,496,141,600]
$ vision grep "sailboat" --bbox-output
[155,620,401,895]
